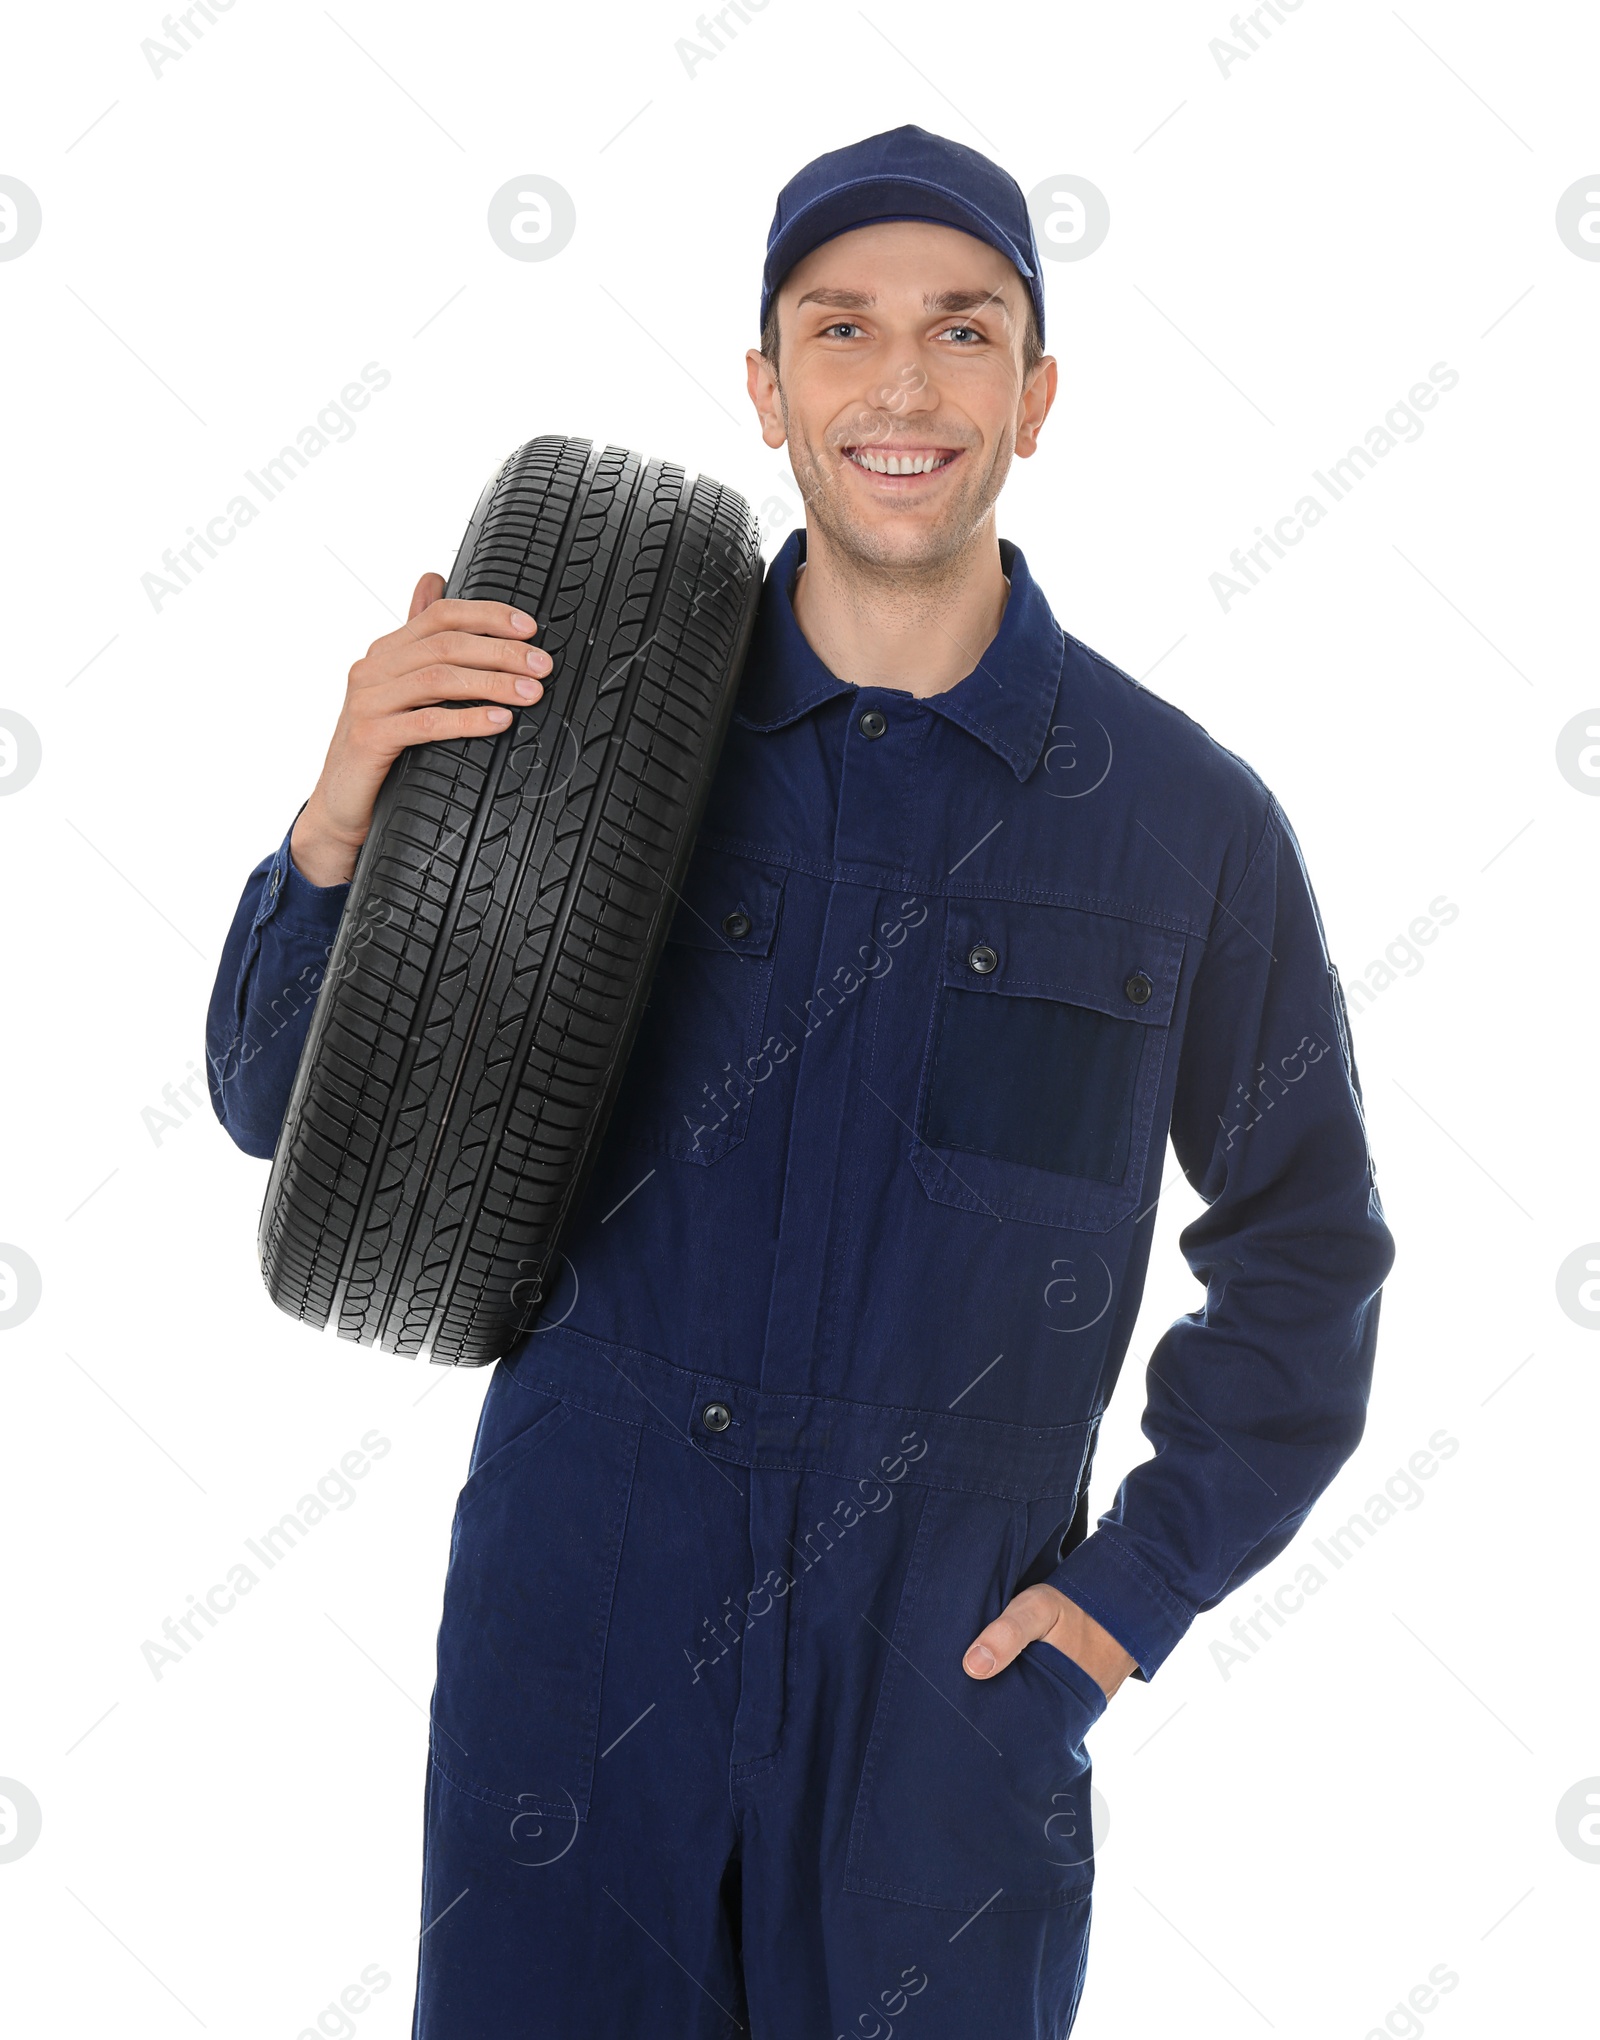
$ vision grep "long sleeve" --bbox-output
[1047,794,1397,1677]
[205,807,351,1158]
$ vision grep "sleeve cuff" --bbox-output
[1047,1528,1198,1681]
[256,808,350,939]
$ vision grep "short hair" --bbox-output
[760,289,1044,383]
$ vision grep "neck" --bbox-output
[789,516,1011,699]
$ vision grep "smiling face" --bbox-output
[747,218,1055,580]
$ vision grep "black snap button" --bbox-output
[721,910,751,940]
[967,943,999,975]
[858,708,887,739]
[1124,971,1153,1006]
[701,1401,733,1434]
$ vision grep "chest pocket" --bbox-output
[614,843,786,1166]
[910,898,1185,1232]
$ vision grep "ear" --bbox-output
[1015,355,1058,459]
[746,347,787,451]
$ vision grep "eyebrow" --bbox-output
[792,285,1015,324]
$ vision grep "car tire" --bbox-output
[257,433,764,1366]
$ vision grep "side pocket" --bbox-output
[845,1489,1103,1912]
[430,1382,639,1823]
[454,1382,571,1518]
[1025,1641,1106,1876]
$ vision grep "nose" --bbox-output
[873,357,940,418]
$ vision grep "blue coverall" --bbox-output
[207,527,1396,2036]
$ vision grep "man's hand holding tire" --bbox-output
[290,571,553,887]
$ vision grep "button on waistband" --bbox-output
[516,1328,1096,1500]
[701,1401,733,1433]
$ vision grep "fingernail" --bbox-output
[510,610,536,631]
[526,648,551,671]
[514,677,540,698]
[487,707,512,725]
[965,1645,996,1676]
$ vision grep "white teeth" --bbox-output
[849,449,951,475]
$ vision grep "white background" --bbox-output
[2,1,1596,2034]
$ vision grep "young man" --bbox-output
[208,126,1394,2038]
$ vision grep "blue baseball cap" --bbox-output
[760,124,1045,349]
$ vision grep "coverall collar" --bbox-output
[731,524,1065,784]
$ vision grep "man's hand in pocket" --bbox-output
[963,1583,1138,1700]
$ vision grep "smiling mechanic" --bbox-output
[207,126,1396,2038]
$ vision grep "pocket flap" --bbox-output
[942,898,1184,1026]
[664,845,783,958]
